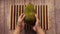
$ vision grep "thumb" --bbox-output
[33,26,36,31]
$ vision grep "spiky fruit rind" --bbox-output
[24,3,36,26]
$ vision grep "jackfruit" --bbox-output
[24,3,36,26]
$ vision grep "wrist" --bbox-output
[36,27,45,34]
[15,25,22,31]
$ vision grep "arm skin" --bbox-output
[13,13,25,34]
[33,14,45,34]
[36,26,45,34]
[13,26,21,34]
[13,14,45,34]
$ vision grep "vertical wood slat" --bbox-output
[38,5,40,19]
[22,5,24,13]
[45,5,46,30]
[41,5,48,30]
[41,5,45,30]
[11,5,15,30]
[46,5,48,30]
[42,5,44,29]
[41,5,42,28]
[18,5,21,16]
[44,5,48,30]
[43,5,45,30]
[38,5,43,29]
[15,5,18,27]
[11,5,17,30]
[12,5,14,30]
[38,5,42,21]
[37,5,38,18]
[10,5,13,30]
[14,5,16,29]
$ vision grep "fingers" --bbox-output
[36,19,40,26]
[35,14,40,26]
[35,14,38,19]
[17,13,25,29]
[33,14,40,31]
[18,13,25,26]
[18,13,25,21]
[34,14,41,29]
[33,26,36,31]
[21,14,25,21]
[18,13,24,18]
[16,13,25,31]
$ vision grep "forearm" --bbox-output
[13,26,21,34]
[37,30,45,34]
[36,27,45,34]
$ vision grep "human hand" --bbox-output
[13,13,25,34]
[16,13,25,30]
[33,14,45,34]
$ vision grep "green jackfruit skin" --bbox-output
[24,3,36,26]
